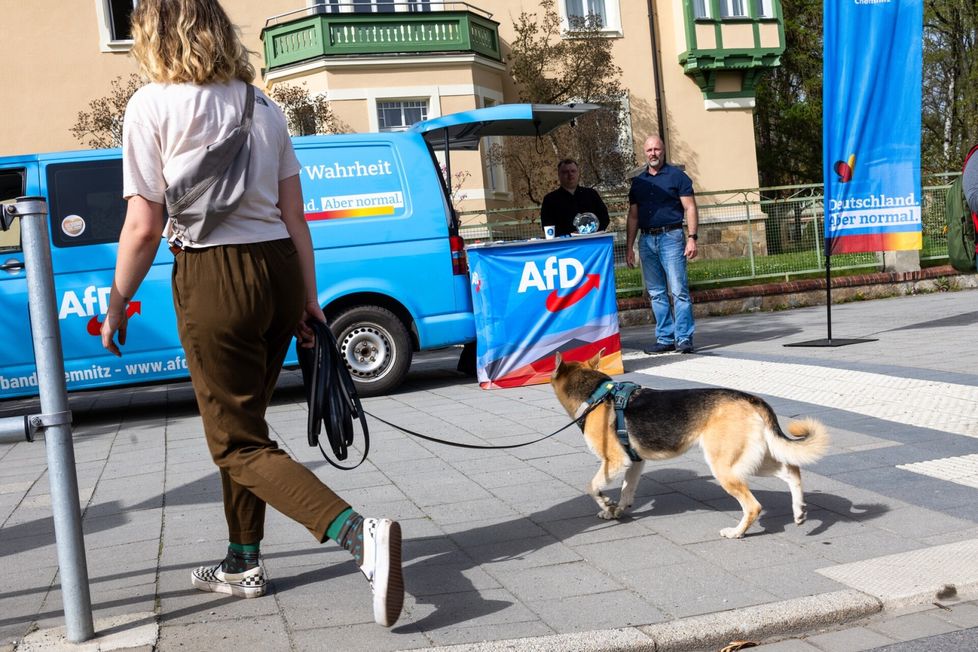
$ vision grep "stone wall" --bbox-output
[696,205,769,260]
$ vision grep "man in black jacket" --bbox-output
[540,159,610,236]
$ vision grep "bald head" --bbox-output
[643,136,665,172]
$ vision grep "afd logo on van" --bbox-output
[517,256,600,312]
[58,286,141,335]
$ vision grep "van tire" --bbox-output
[330,305,412,397]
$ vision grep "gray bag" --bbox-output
[164,83,254,246]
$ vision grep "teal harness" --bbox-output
[578,380,642,462]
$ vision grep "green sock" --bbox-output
[326,508,366,567]
[229,541,260,555]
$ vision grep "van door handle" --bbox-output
[1,258,25,273]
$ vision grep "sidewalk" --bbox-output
[2,290,978,651]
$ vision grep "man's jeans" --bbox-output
[638,229,695,346]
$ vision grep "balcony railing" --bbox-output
[261,3,501,71]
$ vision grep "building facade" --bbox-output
[0,0,783,209]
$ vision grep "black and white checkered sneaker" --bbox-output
[359,517,404,627]
[191,562,266,599]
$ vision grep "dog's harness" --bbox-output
[574,381,643,462]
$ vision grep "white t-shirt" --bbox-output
[122,80,300,247]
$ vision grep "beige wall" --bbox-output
[653,1,761,192]
[0,0,765,195]
[0,0,294,156]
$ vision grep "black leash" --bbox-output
[298,320,605,468]
[297,320,369,470]
[362,403,599,451]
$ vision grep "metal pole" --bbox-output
[745,200,756,277]
[825,247,833,342]
[8,197,94,642]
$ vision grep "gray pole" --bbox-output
[7,197,94,642]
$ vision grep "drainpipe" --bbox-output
[646,0,667,148]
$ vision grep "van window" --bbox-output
[46,160,127,247]
[0,169,24,253]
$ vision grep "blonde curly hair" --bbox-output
[130,0,255,84]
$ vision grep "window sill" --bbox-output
[99,39,134,53]
[562,28,623,39]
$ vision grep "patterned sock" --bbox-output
[326,508,365,567]
[221,543,260,574]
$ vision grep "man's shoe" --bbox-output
[359,518,404,627]
[643,342,674,355]
[677,341,694,354]
[191,562,266,599]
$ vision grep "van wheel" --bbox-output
[330,306,412,397]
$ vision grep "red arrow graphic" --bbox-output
[86,301,142,336]
[545,274,600,312]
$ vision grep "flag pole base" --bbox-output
[784,338,877,348]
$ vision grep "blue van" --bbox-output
[0,104,592,399]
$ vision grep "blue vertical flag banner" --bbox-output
[467,234,623,389]
[823,0,923,254]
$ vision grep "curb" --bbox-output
[409,590,882,652]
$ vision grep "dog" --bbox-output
[551,351,829,539]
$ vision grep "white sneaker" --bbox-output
[191,563,266,599]
[359,518,404,627]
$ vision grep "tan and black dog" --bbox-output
[551,351,830,539]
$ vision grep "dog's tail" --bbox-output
[764,417,830,467]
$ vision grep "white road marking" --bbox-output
[627,356,978,437]
[897,454,978,488]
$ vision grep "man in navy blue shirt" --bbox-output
[625,136,699,354]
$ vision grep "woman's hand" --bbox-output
[295,300,326,348]
[101,310,129,357]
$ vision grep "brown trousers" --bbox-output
[172,239,349,544]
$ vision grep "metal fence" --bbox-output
[457,175,956,297]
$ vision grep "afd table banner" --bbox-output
[823,0,923,254]
[467,234,623,389]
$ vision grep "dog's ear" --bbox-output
[554,351,563,370]
[587,349,604,369]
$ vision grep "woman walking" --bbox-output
[100,0,403,627]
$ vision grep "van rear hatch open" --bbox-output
[410,103,600,151]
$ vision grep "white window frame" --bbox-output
[719,0,749,19]
[558,0,622,37]
[480,96,508,195]
[307,0,409,13]
[95,0,137,53]
[754,0,775,18]
[376,99,429,132]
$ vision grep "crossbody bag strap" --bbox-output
[167,82,254,215]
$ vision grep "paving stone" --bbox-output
[527,590,667,632]
[803,625,898,651]
[155,614,287,651]
[865,609,960,641]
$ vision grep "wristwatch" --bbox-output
[687,233,698,241]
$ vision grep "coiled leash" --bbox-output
[298,320,610,467]
[297,320,370,470]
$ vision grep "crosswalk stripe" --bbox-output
[626,355,978,437]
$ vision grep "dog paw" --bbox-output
[720,527,744,539]
[794,504,807,525]
[597,509,617,520]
